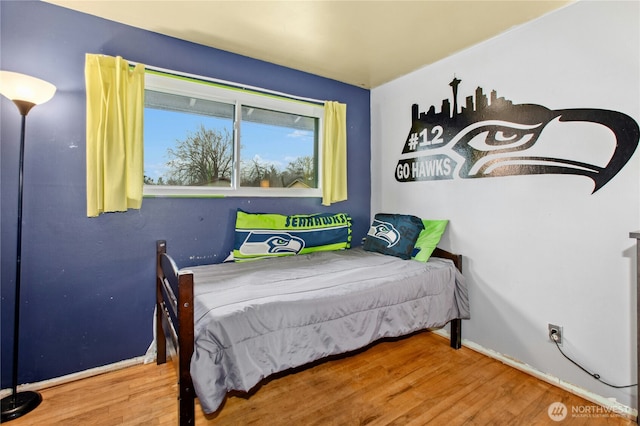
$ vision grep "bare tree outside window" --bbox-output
[239,155,315,188]
[285,156,315,186]
[162,125,233,186]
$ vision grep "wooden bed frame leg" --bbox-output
[156,240,167,365]
[450,318,462,349]
[179,391,195,426]
[178,271,196,425]
[156,239,196,425]
[155,297,167,365]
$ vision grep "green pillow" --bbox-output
[412,220,448,262]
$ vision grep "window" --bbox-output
[143,71,324,197]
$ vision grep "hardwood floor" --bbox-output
[7,332,634,425]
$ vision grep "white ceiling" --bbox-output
[44,0,573,89]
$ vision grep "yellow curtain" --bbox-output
[322,101,348,206]
[85,54,145,217]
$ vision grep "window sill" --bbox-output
[143,185,321,198]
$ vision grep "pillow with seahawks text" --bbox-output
[233,209,352,261]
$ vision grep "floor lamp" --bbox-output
[0,71,56,422]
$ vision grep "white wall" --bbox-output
[371,0,639,409]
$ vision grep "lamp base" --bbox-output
[1,391,42,422]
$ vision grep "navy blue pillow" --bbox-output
[363,214,424,260]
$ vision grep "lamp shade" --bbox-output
[0,71,56,105]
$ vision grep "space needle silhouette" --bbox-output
[449,76,461,118]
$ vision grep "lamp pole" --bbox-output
[0,71,56,422]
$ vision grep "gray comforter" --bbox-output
[187,247,469,413]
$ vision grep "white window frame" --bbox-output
[143,71,324,198]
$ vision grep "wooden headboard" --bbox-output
[433,247,462,272]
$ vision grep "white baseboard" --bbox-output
[433,328,637,421]
[0,355,148,399]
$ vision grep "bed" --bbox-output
[155,234,469,425]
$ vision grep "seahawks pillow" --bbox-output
[363,213,424,260]
[233,210,352,260]
[412,219,448,262]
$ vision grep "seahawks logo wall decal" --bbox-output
[395,77,640,193]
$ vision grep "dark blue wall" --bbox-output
[0,1,370,387]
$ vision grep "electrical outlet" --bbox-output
[548,323,563,345]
